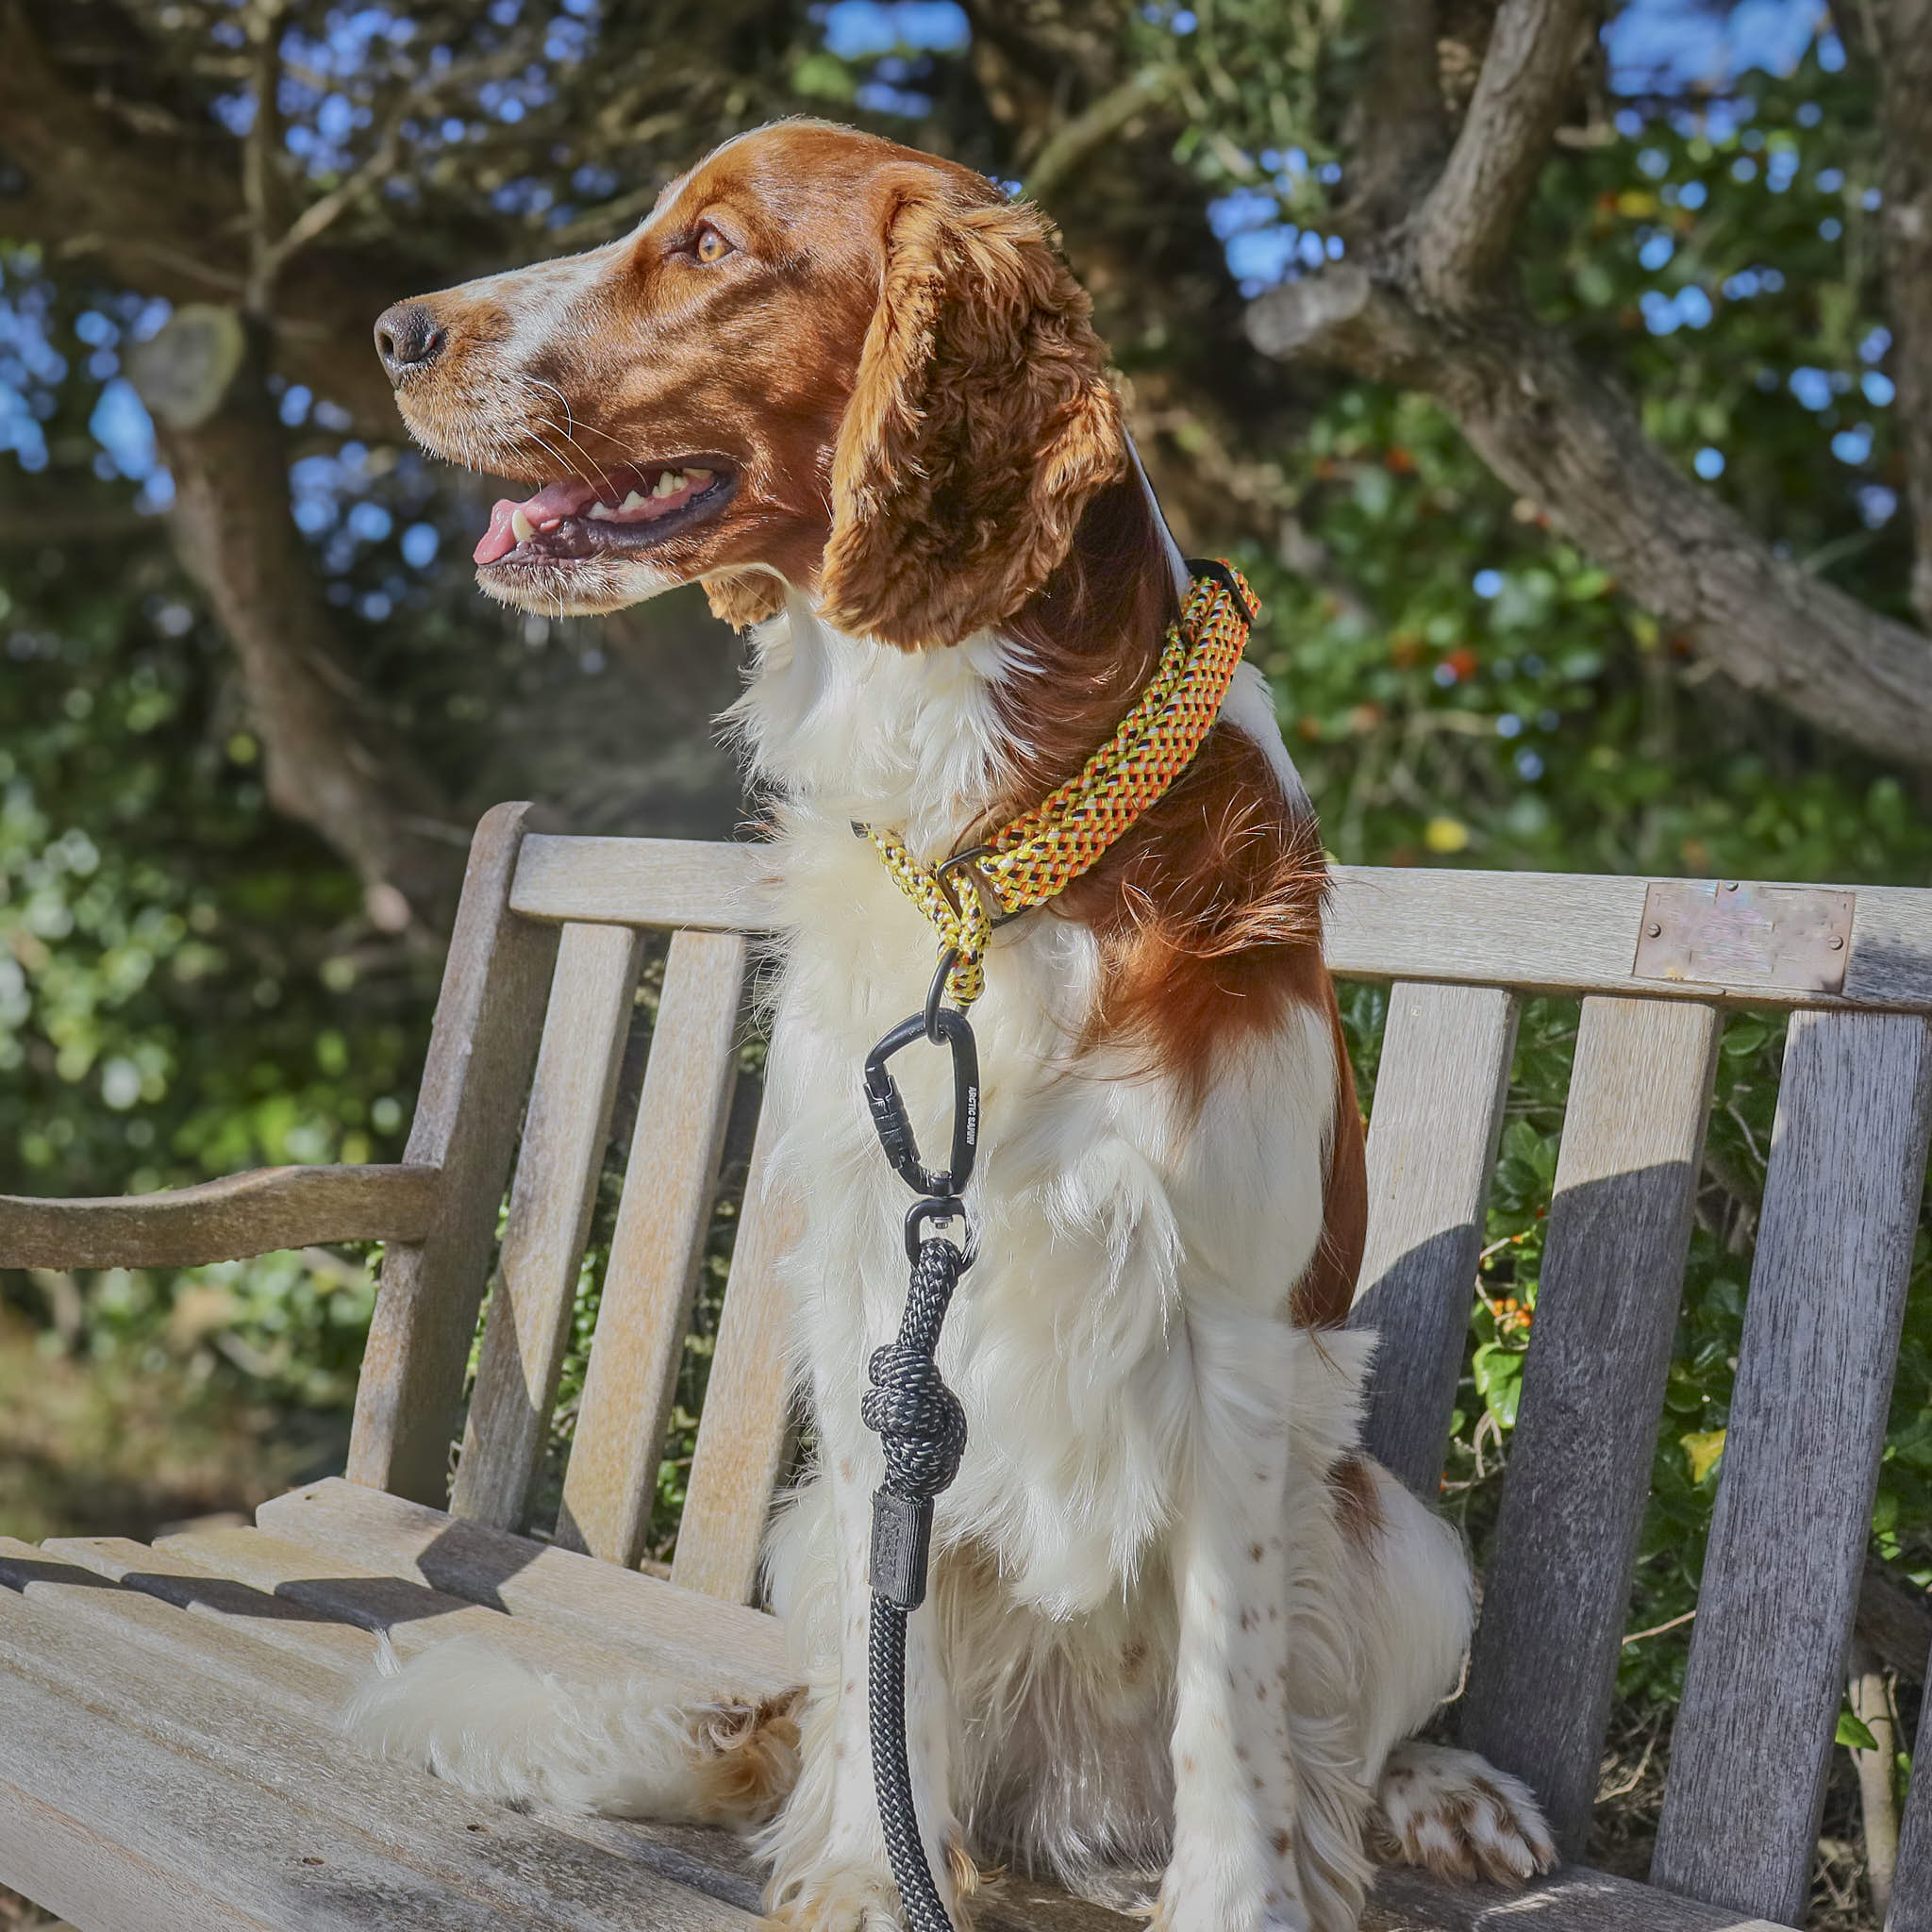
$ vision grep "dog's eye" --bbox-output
[693,225,733,264]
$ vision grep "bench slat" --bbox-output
[257,1477,791,1693]
[1893,1654,1932,1932]
[0,1537,353,1710]
[558,929,748,1566]
[454,921,645,1530]
[1459,996,1722,1854]
[0,1578,749,1930]
[1652,1010,1932,1924]
[672,1093,803,1605]
[152,1520,764,1707]
[351,802,560,1507]
[1363,1862,1795,1930]
[1324,867,1932,1011]
[0,1163,440,1271]
[506,836,1932,1012]
[1349,983,1520,1497]
[42,1533,383,1674]
[511,834,769,930]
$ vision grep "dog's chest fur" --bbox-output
[730,592,1339,1620]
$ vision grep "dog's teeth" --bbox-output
[621,490,647,511]
[587,502,614,520]
[654,470,681,497]
[510,508,536,542]
[683,468,713,490]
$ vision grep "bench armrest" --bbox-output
[0,1163,441,1270]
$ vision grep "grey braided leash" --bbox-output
[858,992,978,1932]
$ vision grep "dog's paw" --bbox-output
[1370,1741,1557,1889]
[767,1853,977,1931]
[765,1864,903,1932]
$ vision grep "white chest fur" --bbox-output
[734,595,1339,1617]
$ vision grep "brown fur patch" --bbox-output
[1327,1451,1386,1555]
[690,1688,805,1829]
[705,570,789,629]
[1291,984,1367,1326]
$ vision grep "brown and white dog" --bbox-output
[350,120,1555,1932]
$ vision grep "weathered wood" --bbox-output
[0,1580,755,1930]
[1363,1862,1796,1931]
[152,1520,765,1707]
[511,834,771,931]
[671,1093,804,1605]
[42,1533,382,1675]
[1348,983,1520,1497]
[1324,866,1932,1011]
[0,1655,517,1932]
[35,1534,785,1923]
[504,837,1932,1011]
[0,1163,440,1270]
[1460,997,1722,1855]
[255,1477,791,1693]
[350,802,560,1506]
[0,1537,352,1713]
[453,921,646,1530]
[1893,1639,1932,1932]
[1654,1011,1932,1924]
[558,929,748,1566]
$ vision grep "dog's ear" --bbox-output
[818,183,1125,650]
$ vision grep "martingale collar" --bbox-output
[863,560,1261,1010]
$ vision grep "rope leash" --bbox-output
[857,564,1258,1930]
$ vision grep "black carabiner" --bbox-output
[862,1007,980,1199]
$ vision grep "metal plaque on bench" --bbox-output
[1631,880,1856,996]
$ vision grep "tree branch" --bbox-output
[1414,0,1597,309]
[1344,0,1449,235]
[1871,0,1932,628]
[1247,276,1932,769]
[1025,66,1174,207]
[128,308,464,933]
[0,1,432,432]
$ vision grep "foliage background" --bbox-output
[2,1,1929,1925]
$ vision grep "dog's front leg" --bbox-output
[1157,1315,1307,1932]
[766,1446,965,1930]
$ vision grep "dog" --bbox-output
[357,119,1556,1931]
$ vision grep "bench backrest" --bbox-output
[346,803,1932,1928]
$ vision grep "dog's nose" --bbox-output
[375,302,445,382]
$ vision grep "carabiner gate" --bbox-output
[862,1007,980,1200]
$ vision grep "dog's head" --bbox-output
[375,120,1124,646]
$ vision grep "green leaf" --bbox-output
[1472,1342,1524,1430]
[1837,1708,1879,1753]
[1680,1428,1727,1485]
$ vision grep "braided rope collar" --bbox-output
[863,562,1260,1008]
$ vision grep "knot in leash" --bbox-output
[862,1246,970,1507]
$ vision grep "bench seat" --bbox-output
[6,812,1928,1929]
[0,1478,1794,1932]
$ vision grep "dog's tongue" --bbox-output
[474,477,598,564]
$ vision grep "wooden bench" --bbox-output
[3,800,1929,1932]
